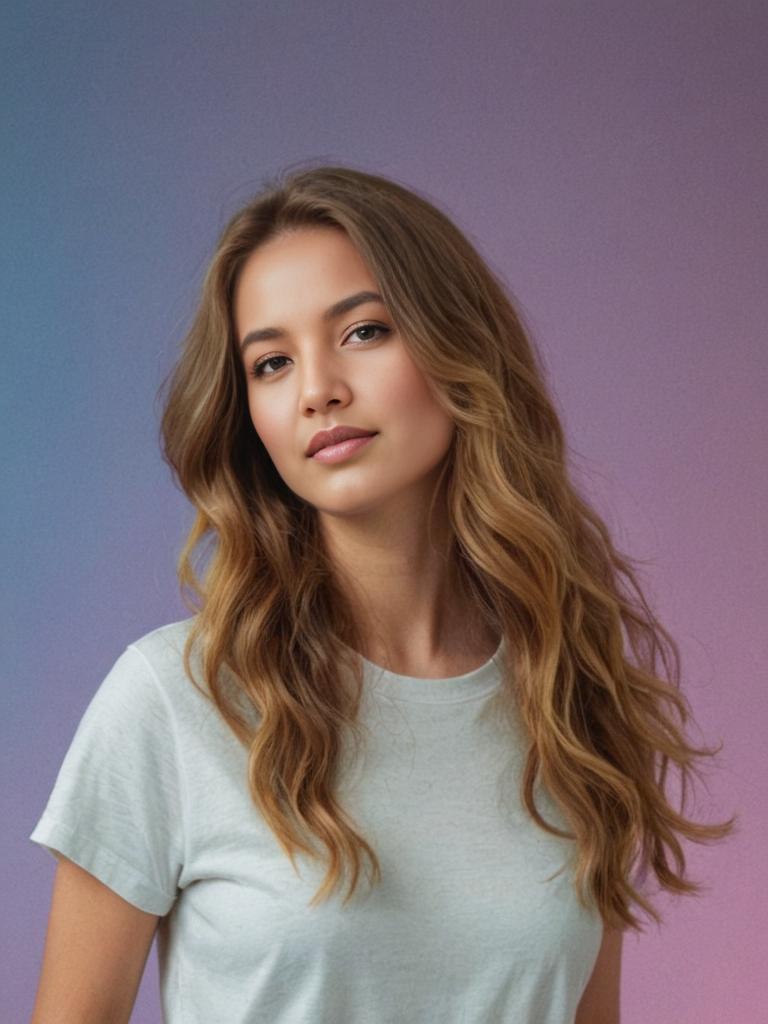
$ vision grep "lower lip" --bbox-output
[311,434,378,464]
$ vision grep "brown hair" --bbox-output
[158,160,736,932]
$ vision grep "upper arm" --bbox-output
[30,856,160,1024]
[574,923,624,1024]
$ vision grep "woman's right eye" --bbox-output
[249,356,287,379]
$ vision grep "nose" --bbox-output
[299,351,353,414]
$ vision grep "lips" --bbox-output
[306,425,377,457]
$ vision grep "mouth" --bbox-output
[309,432,378,464]
[306,426,378,458]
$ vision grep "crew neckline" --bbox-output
[352,634,506,704]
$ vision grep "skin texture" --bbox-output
[234,224,498,676]
[30,856,159,1023]
[574,924,624,1023]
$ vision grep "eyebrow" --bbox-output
[238,290,386,355]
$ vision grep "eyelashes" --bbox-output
[248,322,391,380]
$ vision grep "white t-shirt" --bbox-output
[30,618,603,1023]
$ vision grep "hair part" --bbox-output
[158,160,737,932]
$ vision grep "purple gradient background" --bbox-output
[4,1,766,1021]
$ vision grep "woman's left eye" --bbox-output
[347,322,390,344]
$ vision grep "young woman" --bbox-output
[30,163,736,1023]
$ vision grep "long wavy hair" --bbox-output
[158,161,736,933]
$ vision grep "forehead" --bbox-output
[234,226,377,320]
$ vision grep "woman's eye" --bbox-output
[249,355,288,379]
[349,323,387,343]
[248,323,390,380]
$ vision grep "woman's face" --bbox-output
[233,225,455,520]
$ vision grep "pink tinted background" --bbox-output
[4,1,766,1021]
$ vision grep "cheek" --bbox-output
[247,397,287,457]
[385,367,455,451]
[384,360,438,413]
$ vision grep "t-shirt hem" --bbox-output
[29,812,176,916]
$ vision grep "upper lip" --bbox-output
[306,424,377,457]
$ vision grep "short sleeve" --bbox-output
[29,644,186,915]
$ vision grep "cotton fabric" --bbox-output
[30,618,603,1022]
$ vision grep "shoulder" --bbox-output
[126,615,198,666]
[88,617,205,726]
[118,615,256,731]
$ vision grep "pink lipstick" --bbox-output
[311,433,378,464]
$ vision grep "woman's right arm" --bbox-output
[30,856,160,1024]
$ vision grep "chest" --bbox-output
[168,693,602,987]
